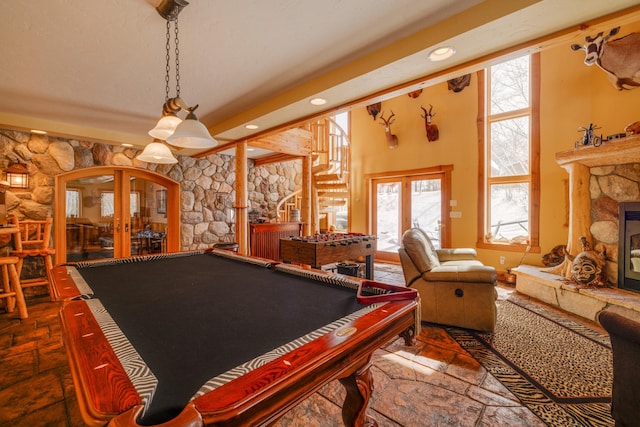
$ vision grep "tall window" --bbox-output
[478,53,539,250]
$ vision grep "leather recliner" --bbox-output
[598,310,640,427]
[398,228,498,332]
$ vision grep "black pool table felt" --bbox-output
[75,254,369,424]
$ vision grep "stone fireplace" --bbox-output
[619,202,640,292]
[555,134,640,288]
[514,135,640,324]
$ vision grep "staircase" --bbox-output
[276,117,350,232]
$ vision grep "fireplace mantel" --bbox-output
[554,133,640,281]
[556,134,640,168]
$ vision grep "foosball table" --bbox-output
[279,233,377,279]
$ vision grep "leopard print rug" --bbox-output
[447,298,613,426]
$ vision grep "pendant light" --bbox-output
[148,1,217,149]
[136,140,178,164]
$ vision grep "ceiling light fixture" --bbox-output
[245,124,259,130]
[429,46,456,62]
[136,140,178,164]
[30,129,47,135]
[147,0,217,149]
[310,97,327,106]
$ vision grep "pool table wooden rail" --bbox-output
[51,253,419,426]
[60,293,417,426]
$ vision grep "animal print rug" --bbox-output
[447,298,614,426]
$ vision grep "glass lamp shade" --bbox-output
[136,142,178,164]
[5,163,29,189]
[166,117,218,149]
[148,114,182,140]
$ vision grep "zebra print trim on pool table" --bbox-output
[85,298,158,416]
[192,301,382,398]
[209,248,272,267]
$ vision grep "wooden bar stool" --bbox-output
[9,216,55,300]
[0,256,28,318]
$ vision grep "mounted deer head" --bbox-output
[378,111,398,149]
[420,105,439,142]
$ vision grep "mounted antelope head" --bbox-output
[420,105,439,142]
[378,111,398,149]
[571,27,640,90]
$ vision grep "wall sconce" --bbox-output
[5,163,29,189]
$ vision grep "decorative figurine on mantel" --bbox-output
[575,123,603,148]
[625,120,640,135]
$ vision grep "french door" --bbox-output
[371,166,451,262]
[54,166,180,264]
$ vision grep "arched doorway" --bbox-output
[54,166,180,264]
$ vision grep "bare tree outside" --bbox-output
[487,55,531,243]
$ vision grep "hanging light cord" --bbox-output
[174,17,180,98]
[163,17,181,102]
[164,20,171,102]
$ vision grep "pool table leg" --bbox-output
[339,361,378,427]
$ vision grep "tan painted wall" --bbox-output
[351,20,640,269]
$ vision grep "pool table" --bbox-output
[51,250,419,427]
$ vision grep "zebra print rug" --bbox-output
[447,298,614,426]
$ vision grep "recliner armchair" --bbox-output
[398,228,498,332]
[598,310,640,427]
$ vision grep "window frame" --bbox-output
[477,53,540,253]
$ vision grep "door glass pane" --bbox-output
[65,175,114,262]
[129,177,168,256]
[376,182,401,253]
[411,178,442,249]
[489,182,529,242]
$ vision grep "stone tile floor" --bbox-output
[0,263,602,426]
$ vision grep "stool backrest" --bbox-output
[9,217,53,251]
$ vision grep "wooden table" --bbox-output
[280,234,377,279]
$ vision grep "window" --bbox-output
[65,189,81,218]
[100,191,140,218]
[478,53,539,250]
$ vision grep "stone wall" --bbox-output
[0,128,301,256]
[590,163,640,285]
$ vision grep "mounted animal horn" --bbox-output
[378,111,398,149]
[420,105,439,142]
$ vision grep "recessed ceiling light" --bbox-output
[245,124,259,130]
[310,97,327,106]
[247,148,255,151]
[429,46,456,62]
[30,129,47,135]
[121,143,133,147]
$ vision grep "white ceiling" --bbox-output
[1,0,639,158]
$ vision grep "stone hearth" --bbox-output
[515,264,640,323]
